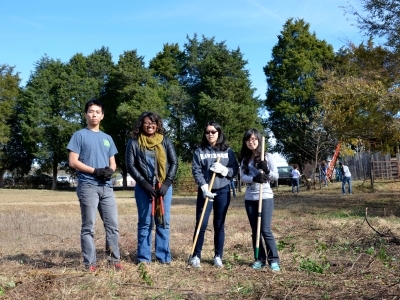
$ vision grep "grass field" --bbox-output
[0,180,399,299]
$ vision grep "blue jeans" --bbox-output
[342,176,352,194]
[292,178,300,193]
[77,182,121,267]
[135,183,172,263]
[193,185,230,258]
[321,173,328,186]
[245,199,279,265]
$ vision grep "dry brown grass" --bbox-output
[0,180,400,299]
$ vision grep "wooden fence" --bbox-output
[173,177,239,195]
[173,178,198,194]
[342,152,400,182]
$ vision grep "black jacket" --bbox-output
[125,136,178,186]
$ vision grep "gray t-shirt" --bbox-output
[67,128,118,186]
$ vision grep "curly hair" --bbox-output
[199,121,229,151]
[239,128,263,175]
[131,112,164,138]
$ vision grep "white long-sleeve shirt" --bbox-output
[240,153,279,200]
[342,165,351,177]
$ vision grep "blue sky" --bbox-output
[2,0,365,98]
[2,0,367,166]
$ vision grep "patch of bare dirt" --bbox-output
[0,181,399,299]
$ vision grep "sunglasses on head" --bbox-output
[205,130,218,135]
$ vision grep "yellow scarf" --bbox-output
[138,133,167,183]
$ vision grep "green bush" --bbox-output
[173,158,197,194]
[175,158,193,182]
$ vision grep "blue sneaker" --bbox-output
[270,262,280,272]
[252,261,265,270]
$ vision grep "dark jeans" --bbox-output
[193,185,230,258]
[245,199,279,265]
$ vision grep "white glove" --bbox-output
[201,184,217,199]
[210,162,228,176]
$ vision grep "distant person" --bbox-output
[291,165,301,194]
[67,99,123,272]
[339,162,352,194]
[320,161,328,187]
[190,121,239,268]
[239,128,280,271]
[335,165,343,182]
[125,112,178,264]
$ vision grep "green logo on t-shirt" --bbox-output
[103,139,110,147]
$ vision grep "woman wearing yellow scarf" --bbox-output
[126,112,178,264]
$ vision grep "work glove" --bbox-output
[158,179,172,196]
[210,162,228,176]
[93,168,106,178]
[93,167,114,181]
[253,172,269,183]
[201,184,217,199]
[102,166,114,180]
[256,161,270,175]
[140,179,157,199]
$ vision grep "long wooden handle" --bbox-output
[188,156,221,264]
[255,136,265,260]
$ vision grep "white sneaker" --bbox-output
[213,256,223,268]
[191,256,201,268]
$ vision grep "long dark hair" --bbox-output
[131,112,164,138]
[239,128,263,175]
[199,121,229,151]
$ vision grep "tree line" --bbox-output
[1,1,400,189]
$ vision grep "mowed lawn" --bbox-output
[0,181,399,299]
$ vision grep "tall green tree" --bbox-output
[21,50,109,189]
[22,56,71,189]
[149,43,190,158]
[0,65,18,145]
[86,46,114,96]
[0,100,35,187]
[181,35,261,158]
[263,18,336,165]
[102,50,166,186]
[0,65,33,187]
[59,49,113,177]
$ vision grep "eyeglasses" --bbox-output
[205,130,218,135]
[143,122,157,126]
[246,138,258,143]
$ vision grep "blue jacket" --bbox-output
[192,145,239,190]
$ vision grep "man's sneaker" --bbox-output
[114,262,124,271]
[87,265,97,272]
[191,256,201,268]
[213,256,223,268]
[252,261,265,270]
[270,262,280,272]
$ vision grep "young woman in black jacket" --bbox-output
[126,112,178,264]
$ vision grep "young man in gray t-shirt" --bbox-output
[67,99,123,272]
